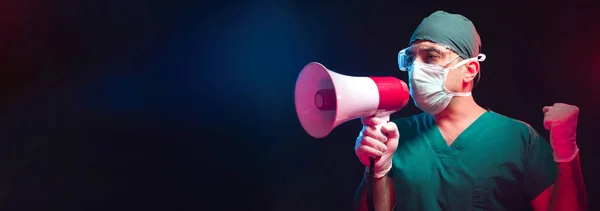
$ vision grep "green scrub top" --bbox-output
[388,110,557,211]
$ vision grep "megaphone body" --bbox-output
[295,62,410,138]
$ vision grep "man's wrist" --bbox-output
[552,135,578,162]
[364,167,390,179]
[554,146,579,162]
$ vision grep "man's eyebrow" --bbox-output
[421,47,442,54]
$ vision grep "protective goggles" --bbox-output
[397,44,460,71]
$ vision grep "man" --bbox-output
[353,11,587,211]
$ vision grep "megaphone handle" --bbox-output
[367,158,375,211]
[366,115,390,211]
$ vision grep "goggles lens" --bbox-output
[398,44,458,71]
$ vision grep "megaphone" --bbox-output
[295,62,411,138]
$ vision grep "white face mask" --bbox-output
[408,54,486,115]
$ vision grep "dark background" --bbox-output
[0,0,598,210]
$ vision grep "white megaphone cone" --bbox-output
[295,62,410,138]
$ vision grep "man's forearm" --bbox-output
[354,171,395,211]
[551,154,588,211]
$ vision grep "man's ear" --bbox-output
[463,60,480,83]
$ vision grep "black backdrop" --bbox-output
[0,0,598,210]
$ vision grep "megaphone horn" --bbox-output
[294,62,410,139]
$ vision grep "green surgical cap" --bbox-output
[409,10,481,59]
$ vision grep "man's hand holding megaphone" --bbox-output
[355,116,400,179]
